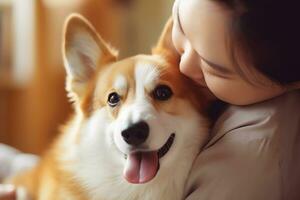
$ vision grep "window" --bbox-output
[0,0,35,87]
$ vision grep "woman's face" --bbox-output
[172,0,286,105]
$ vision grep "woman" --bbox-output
[172,0,300,199]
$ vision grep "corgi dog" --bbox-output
[8,14,210,200]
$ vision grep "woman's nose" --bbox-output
[179,48,204,81]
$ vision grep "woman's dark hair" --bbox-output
[215,0,300,85]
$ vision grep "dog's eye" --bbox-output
[108,92,120,107]
[153,85,173,101]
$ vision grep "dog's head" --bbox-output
[62,14,210,185]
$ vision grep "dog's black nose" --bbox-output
[121,121,149,146]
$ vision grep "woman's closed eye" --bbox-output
[200,58,233,79]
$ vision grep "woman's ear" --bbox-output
[152,17,180,63]
[62,13,118,102]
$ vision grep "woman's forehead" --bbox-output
[176,0,229,42]
[175,0,235,71]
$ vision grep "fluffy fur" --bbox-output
[7,14,210,200]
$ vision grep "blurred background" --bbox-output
[0,0,174,154]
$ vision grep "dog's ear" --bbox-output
[63,13,118,102]
[152,17,180,63]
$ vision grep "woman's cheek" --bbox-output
[205,77,262,105]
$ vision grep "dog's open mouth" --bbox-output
[123,133,175,184]
[157,133,175,158]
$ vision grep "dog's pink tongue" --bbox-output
[123,151,158,184]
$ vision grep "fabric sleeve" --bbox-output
[184,90,300,200]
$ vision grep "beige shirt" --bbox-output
[185,90,300,200]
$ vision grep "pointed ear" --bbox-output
[62,13,118,102]
[152,17,180,62]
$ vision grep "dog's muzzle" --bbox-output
[120,121,176,184]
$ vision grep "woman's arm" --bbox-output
[185,90,300,200]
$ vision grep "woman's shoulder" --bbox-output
[206,90,300,148]
[230,89,300,122]
[253,89,300,114]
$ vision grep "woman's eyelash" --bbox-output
[201,61,230,78]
